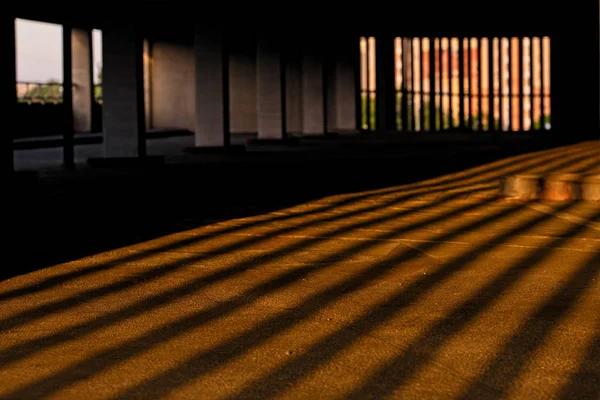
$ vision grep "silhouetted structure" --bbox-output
[5,1,600,172]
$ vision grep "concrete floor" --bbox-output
[13,135,197,171]
[2,140,599,399]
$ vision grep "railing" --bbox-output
[16,82,103,104]
[17,81,63,104]
[359,36,552,133]
[360,37,377,131]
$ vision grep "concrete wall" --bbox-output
[148,39,258,134]
[150,41,195,131]
[286,48,303,134]
[229,36,257,133]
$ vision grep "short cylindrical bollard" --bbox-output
[500,174,542,200]
[542,174,581,201]
[580,174,600,201]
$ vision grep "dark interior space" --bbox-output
[6,136,581,281]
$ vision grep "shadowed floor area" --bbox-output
[2,140,599,399]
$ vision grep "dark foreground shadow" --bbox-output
[4,139,577,281]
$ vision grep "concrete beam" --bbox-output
[194,27,229,147]
[256,34,285,139]
[102,22,146,158]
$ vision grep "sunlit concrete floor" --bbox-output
[2,141,599,399]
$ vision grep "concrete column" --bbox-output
[302,36,326,135]
[71,28,93,133]
[285,46,303,135]
[62,25,74,168]
[257,34,286,139]
[143,39,152,130]
[229,36,257,134]
[149,41,195,132]
[194,27,229,147]
[375,35,397,133]
[334,36,359,134]
[102,22,146,158]
[551,4,599,140]
[4,15,16,172]
[325,45,337,133]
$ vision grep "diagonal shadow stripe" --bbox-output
[0,188,389,301]
[2,143,591,328]
[0,148,592,400]
[556,317,600,400]
[226,203,595,400]
[2,195,521,400]
[339,209,600,400]
[0,182,496,335]
[106,203,567,399]
[2,148,596,398]
[0,185,496,367]
[0,143,585,302]
[457,249,600,399]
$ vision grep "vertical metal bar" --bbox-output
[499,37,504,131]
[401,38,408,132]
[478,37,483,131]
[508,37,513,131]
[321,41,327,135]
[438,38,444,129]
[540,36,545,130]
[410,37,417,131]
[448,38,454,128]
[546,37,551,130]
[365,37,371,131]
[91,30,100,132]
[458,37,465,129]
[429,36,436,131]
[488,37,494,131]
[529,36,535,130]
[394,37,399,131]
[467,38,472,130]
[419,37,425,131]
[395,37,400,131]
[355,36,362,132]
[519,36,524,131]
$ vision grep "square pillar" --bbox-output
[333,36,359,134]
[302,36,326,135]
[550,4,600,140]
[102,22,146,158]
[256,33,286,139]
[143,39,152,130]
[229,36,257,134]
[285,43,303,135]
[72,28,93,134]
[62,24,74,168]
[375,35,397,133]
[194,27,230,147]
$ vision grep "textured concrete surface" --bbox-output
[2,141,599,399]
